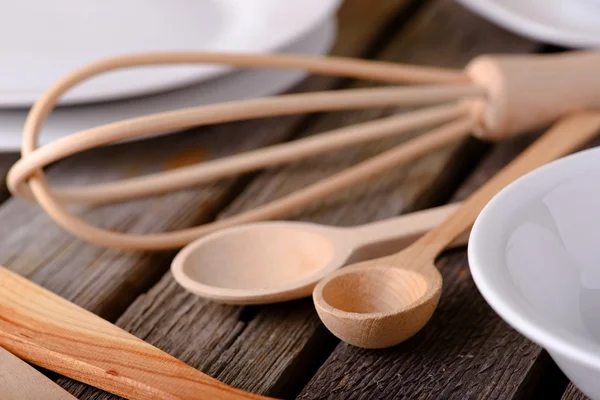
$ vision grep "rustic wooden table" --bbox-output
[0,0,595,399]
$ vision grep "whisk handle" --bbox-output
[466,50,600,140]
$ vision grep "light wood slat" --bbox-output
[62,1,542,399]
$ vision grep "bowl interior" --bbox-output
[469,147,600,365]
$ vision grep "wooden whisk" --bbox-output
[7,50,600,250]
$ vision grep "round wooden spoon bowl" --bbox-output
[171,221,352,304]
[313,260,442,348]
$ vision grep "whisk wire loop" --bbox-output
[8,52,480,250]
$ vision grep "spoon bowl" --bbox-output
[314,260,441,348]
[171,221,351,304]
[172,203,465,305]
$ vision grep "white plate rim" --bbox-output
[0,18,337,151]
[1,0,342,107]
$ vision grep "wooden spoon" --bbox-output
[0,347,76,399]
[0,266,272,400]
[312,112,600,349]
[171,203,469,305]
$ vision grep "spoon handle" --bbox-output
[415,112,600,260]
[349,202,468,251]
[0,266,271,400]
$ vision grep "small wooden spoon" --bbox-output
[313,112,600,349]
[0,347,76,399]
[171,203,468,305]
[0,266,272,399]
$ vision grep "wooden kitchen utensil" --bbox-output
[7,50,600,250]
[171,202,469,305]
[313,112,600,349]
[0,347,76,400]
[0,266,273,400]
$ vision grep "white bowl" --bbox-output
[468,146,600,399]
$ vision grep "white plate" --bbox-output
[0,19,336,152]
[0,0,342,107]
[457,0,600,47]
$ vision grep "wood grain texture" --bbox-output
[59,0,543,399]
[563,385,589,400]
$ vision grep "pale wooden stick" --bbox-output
[24,53,469,124]
[8,84,483,201]
[0,265,272,400]
[23,116,475,250]
[13,103,470,204]
[19,51,470,159]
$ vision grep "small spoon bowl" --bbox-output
[171,203,463,305]
[313,258,442,348]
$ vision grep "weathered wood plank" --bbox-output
[563,385,589,400]
[62,1,542,399]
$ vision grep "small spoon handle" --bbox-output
[0,266,271,400]
[413,112,600,261]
